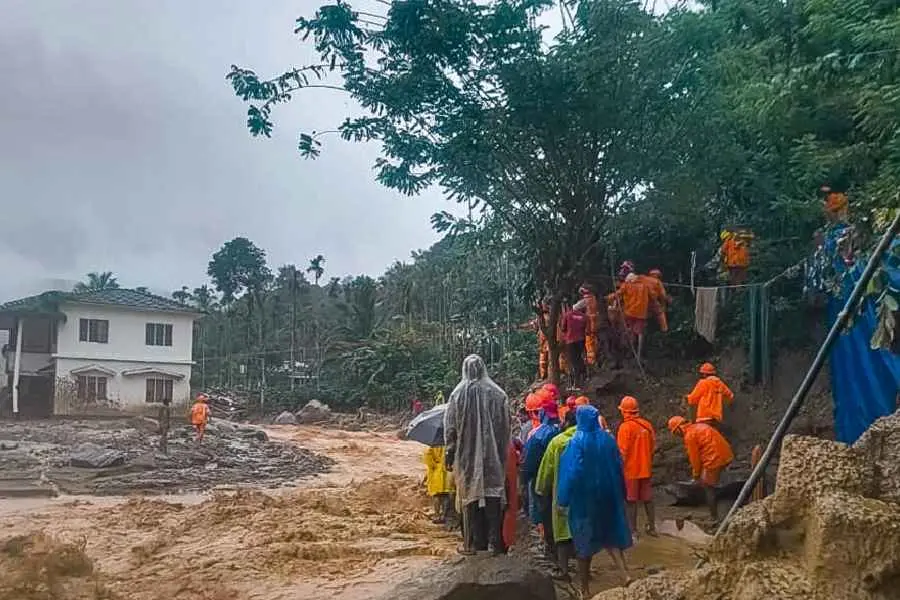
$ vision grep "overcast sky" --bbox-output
[0,0,448,301]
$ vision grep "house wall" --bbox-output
[54,358,192,414]
[56,303,194,364]
[53,303,195,414]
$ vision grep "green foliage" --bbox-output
[207,237,272,303]
[73,272,119,293]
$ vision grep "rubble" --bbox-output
[0,418,333,496]
[273,411,297,425]
[296,399,332,424]
[592,410,900,600]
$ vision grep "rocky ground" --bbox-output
[0,418,334,496]
[593,410,900,600]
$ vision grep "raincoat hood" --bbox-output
[443,354,511,507]
[575,405,600,432]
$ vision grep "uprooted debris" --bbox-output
[593,410,900,600]
[0,418,334,496]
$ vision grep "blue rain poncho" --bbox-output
[521,411,559,525]
[557,405,632,558]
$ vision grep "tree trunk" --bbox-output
[544,294,563,385]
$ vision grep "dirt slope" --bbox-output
[593,410,900,600]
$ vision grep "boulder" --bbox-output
[273,411,297,425]
[295,400,332,424]
[69,442,127,469]
[374,555,555,600]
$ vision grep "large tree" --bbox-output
[229,0,703,381]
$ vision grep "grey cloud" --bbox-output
[0,0,446,301]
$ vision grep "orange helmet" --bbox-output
[618,396,639,414]
[574,395,591,406]
[524,393,542,412]
[542,383,560,402]
[668,415,687,434]
[699,362,716,375]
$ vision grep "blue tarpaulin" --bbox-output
[827,239,900,444]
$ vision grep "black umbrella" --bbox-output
[406,404,447,447]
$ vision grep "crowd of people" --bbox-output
[536,265,672,384]
[423,354,737,597]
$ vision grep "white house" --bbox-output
[0,289,198,417]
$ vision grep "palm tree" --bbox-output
[172,286,193,305]
[307,255,326,285]
[73,271,119,293]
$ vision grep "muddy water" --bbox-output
[0,425,705,600]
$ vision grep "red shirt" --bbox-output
[562,311,587,343]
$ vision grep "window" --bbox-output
[78,319,109,343]
[145,323,173,347]
[76,376,107,401]
[146,378,173,403]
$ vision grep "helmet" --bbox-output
[541,397,559,419]
[649,268,662,278]
[565,395,578,409]
[720,230,732,241]
[618,396,639,414]
[668,415,687,434]
[574,395,591,406]
[542,383,560,402]
[524,393,542,412]
[699,362,716,375]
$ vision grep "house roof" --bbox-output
[0,288,198,317]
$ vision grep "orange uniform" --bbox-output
[617,415,656,480]
[190,401,210,425]
[580,291,600,365]
[686,376,734,423]
[721,237,750,269]
[639,274,669,332]
[682,422,734,485]
[611,279,650,320]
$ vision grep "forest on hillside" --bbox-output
[80,0,900,412]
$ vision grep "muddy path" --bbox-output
[0,425,706,600]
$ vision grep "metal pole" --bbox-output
[12,317,23,417]
[712,210,900,542]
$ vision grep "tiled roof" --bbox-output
[68,289,198,314]
[0,289,198,315]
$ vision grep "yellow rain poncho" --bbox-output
[423,446,454,496]
[535,425,577,542]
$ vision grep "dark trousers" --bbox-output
[464,498,503,552]
[567,340,586,382]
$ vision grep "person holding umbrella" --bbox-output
[444,354,511,555]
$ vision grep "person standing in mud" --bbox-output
[190,393,211,444]
[444,354,511,555]
[158,396,171,454]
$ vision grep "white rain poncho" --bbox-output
[444,354,511,508]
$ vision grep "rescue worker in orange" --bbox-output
[616,396,657,537]
[609,272,651,360]
[640,269,670,333]
[685,362,735,427]
[578,284,600,372]
[190,393,211,443]
[668,416,734,522]
[523,393,543,439]
[718,229,752,284]
[535,303,550,380]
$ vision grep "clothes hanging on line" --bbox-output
[694,287,719,344]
